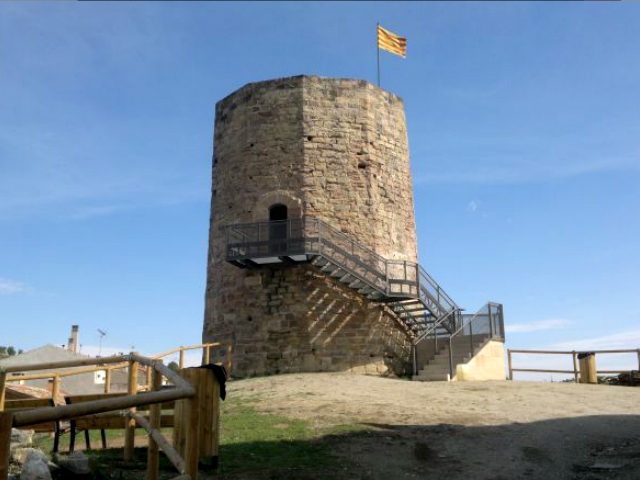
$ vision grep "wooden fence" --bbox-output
[0,342,231,404]
[0,343,230,480]
[507,348,640,381]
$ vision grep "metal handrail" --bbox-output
[226,216,458,313]
[445,302,505,378]
[413,308,461,345]
[450,302,502,338]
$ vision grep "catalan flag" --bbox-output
[377,25,407,58]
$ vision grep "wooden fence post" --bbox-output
[184,393,200,479]
[179,349,185,369]
[572,351,579,383]
[146,366,153,391]
[173,367,221,478]
[0,370,6,411]
[507,350,513,380]
[52,375,60,403]
[0,412,13,480]
[146,361,163,480]
[203,346,210,365]
[124,354,139,461]
[104,368,111,394]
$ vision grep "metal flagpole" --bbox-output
[377,22,381,87]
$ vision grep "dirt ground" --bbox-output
[228,373,640,480]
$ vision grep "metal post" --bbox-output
[377,22,381,87]
[434,327,438,351]
[412,345,417,378]
[448,337,454,380]
[488,304,493,338]
[469,318,474,355]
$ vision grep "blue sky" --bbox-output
[1,2,639,375]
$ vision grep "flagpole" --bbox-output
[377,22,381,87]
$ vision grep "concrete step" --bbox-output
[419,365,451,375]
[414,372,450,382]
[427,358,469,368]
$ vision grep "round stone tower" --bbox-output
[203,75,419,377]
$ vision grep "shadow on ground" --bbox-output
[213,414,640,480]
[67,415,640,480]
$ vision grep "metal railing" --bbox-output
[412,302,504,377]
[226,218,458,317]
[445,302,505,378]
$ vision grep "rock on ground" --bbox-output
[19,450,52,480]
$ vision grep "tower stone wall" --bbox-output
[203,75,418,377]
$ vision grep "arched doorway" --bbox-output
[269,204,288,222]
[268,204,288,254]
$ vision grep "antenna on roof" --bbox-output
[97,329,107,357]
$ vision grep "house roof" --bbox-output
[0,344,90,369]
[5,384,66,404]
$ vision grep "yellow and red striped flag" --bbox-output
[377,25,407,58]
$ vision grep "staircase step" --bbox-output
[357,286,374,295]
[330,268,346,278]
[312,257,328,267]
[321,263,339,273]
[414,372,450,382]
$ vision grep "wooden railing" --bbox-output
[0,343,229,480]
[507,348,640,381]
[0,354,215,479]
[0,342,231,404]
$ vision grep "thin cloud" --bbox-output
[415,156,639,186]
[0,278,30,295]
[467,200,479,213]
[551,329,640,351]
[506,318,572,333]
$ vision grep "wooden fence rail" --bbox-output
[0,342,231,400]
[0,350,222,480]
[508,348,640,382]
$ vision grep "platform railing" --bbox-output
[226,217,457,309]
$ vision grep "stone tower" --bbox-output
[203,75,422,377]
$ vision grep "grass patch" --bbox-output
[219,405,327,475]
[31,399,369,479]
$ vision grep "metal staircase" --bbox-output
[413,303,505,381]
[224,217,505,379]
[225,217,459,336]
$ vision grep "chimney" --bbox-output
[67,325,79,353]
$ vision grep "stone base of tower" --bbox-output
[203,264,413,378]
